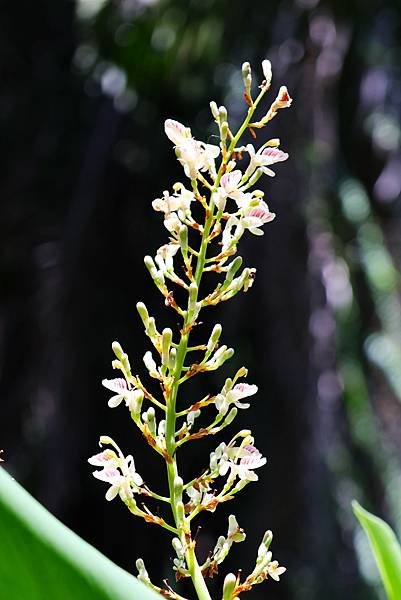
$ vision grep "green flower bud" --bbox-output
[174,476,184,497]
[222,573,237,600]
[176,501,185,521]
[221,121,229,142]
[219,105,227,122]
[111,341,124,359]
[169,347,177,370]
[145,407,156,437]
[223,406,237,426]
[136,302,149,326]
[162,328,172,366]
[207,323,222,353]
[179,224,188,256]
[224,256,243,287]
[210,100,219,120]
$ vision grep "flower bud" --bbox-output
[174,476,184,497]
[129,389,144,416]
[111,341,124,359]
[176,501,185,522]
[223,406,237,426]
[136,302,149,327]
[162,328,172,366]
[143,351,159,378]
[207,323,222,353]
[223,573,237,600]
[224,256,243,287]
[221,121,229,142]
[228,514,246,543]
[219,105,227,122]
[145,407,156,437]
[262,59,272,87]
[144,255,165,289]
[136,558,149,580]
[172,537,184,556]
[179,224,188,257]
[188,282,200,322]
[262,530,273,550]
[146,317,157,339]
[210,100,219,120]
[121,352,131,374]
[169,347,177,371]
[242,62,252,97]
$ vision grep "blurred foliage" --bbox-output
[1,0,401,599]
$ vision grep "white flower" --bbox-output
[92,456,143,501]
[267,561,286,581]
[156,243,180,271]
[219,170,249,203]
[239,199,276,235]
[164,119,191,145]
[102,378,143,410]
[88,449,118,467]
[89,439,143,501]
[244,144,289,179]
[215,382,258,415]
[164,118,220,180]
[220,443,266,482]
[163,212,182,235]
[152,187,194,216]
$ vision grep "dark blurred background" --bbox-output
[1,0,401,598]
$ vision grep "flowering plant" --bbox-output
[89,60,291,600]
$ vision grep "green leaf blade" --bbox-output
[0,467,160,600]
[353,500,401,600]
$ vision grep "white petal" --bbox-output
[164,119,191,145]
[102,378,128,394]
[221,170,242,194]
[105,485,120,501]
[88,450,117,466]
[262,59,272,85]
[108,394,124,408]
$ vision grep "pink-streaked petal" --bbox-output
[102,378,128,394]
[261,147,289,164]
[88,449,117,466]
[164,119,191,146]
[93,467,121,484]
[231,383,258,400]
[239,445,267,471]
[248,201,275,223]
[220,170,242,193]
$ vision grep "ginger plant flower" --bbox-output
[220,444,267,482]
[266,561,286,582]
[165,118,219,180]
[215,382,258,415]
[244,144,289,179]
[239,199,276,235]
[102,377,144,410]
[90,452,143,501]
[91,60,291,600]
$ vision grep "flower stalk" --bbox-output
[89,60,290,600]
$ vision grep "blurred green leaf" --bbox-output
[353,500,401,600]
[0,467,159,600]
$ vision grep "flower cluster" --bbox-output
[90,60,290,600]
